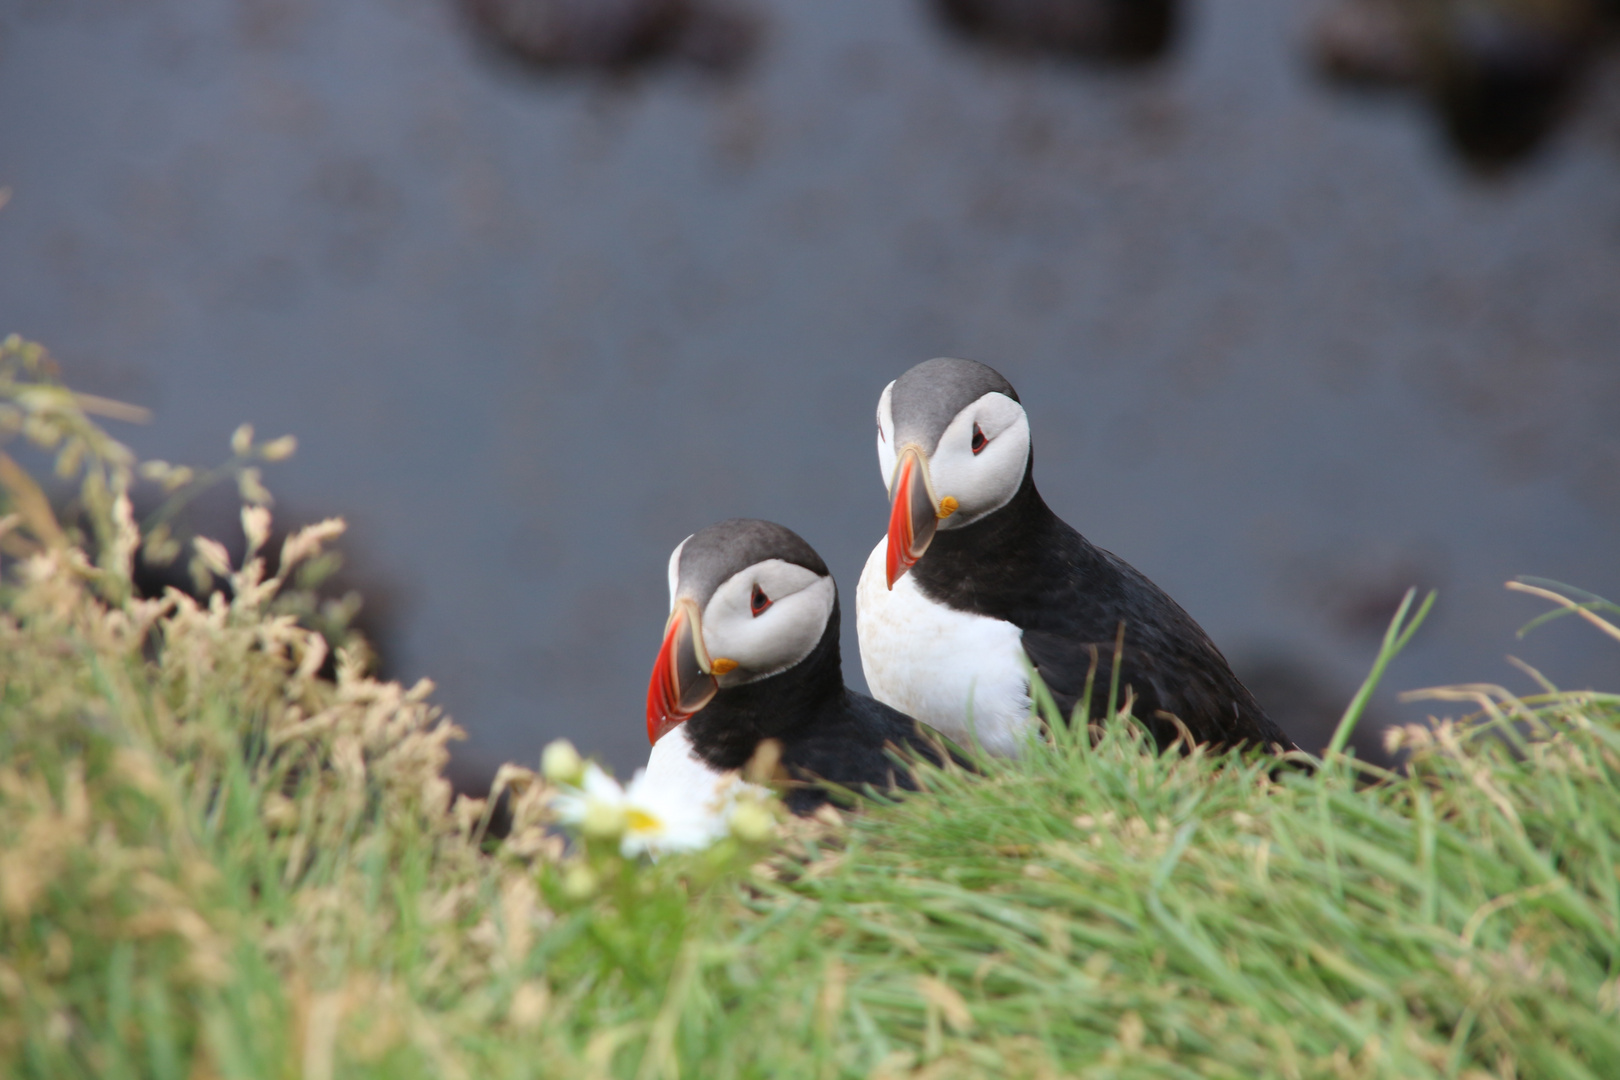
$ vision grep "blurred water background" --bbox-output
[2,0,1617,783]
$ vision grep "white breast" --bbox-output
[855,536,1035,757]
[638,724,768,811]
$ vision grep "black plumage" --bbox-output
[684,596,956,815]
[657,519,962,815]
[910,458,1294,752]
[875,355,1293,755]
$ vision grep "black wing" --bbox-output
[1020,622,1291,752]
[908,479,1297,754]
[780,693,971,815]
[1017,542,1294,752]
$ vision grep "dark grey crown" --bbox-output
[676,519,829,604]
[890,357,1021,452]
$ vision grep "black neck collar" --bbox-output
[908,455,1082,614]
[681,597,846,770]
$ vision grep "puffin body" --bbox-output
[647,518,954,815]
[856,358,1295,756]
[636,723,755,814]
[855,538,1034,756]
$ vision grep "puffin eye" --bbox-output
[750,584,773,617]
[971,423,987,455]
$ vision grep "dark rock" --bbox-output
[459,0,761,74]
[1432,5,1594,168]
[1310,0,1424,88]
[1310,0,1608,170]
[931,0,1178,64]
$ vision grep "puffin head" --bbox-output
[875,357,1030,587]
[645,519,836,745]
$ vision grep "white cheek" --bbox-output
[929,406,1029,527]
[703,574,835,680]
[876,382,897,494]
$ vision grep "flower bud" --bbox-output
[560,864,599,901]
[581,799,626,841]
[541,740,584,785]
[729,801,774,844]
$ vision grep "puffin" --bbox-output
[855,357,1296,758]
[645,518,957,815]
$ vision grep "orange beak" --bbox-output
[646,600,720,744]
[886,445,944,588]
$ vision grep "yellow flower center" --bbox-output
[625,808,662,834]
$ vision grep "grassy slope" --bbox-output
[2,341,1618,1079]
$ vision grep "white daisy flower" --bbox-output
[550,760,745,858]
[635,726,775,843]
[619,767,737,857]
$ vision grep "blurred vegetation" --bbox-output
[2,335,1618,1078]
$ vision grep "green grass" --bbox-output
[2,336,1619,1079]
